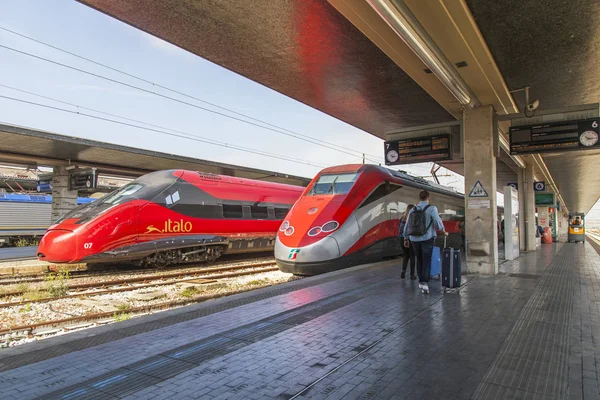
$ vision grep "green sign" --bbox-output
[535,193,555,205]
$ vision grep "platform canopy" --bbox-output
[0,123,311,187]
[78,0,600,213]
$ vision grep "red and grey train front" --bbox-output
[275,164,465,276]
[275,165,398,275]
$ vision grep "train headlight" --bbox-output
[284,226,294,236]
[308,226,322,236]
[280,221,289,232]
[321,221,339,232]
[307,221,339,237]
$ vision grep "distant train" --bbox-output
[275,164,467,275]
[0,194,94,247]
[37,170,304,266]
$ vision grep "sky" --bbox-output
[0,0,469,192]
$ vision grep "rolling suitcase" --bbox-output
[442,236,461,291]
[430,246,441,279]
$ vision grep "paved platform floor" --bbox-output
[0,242,598,399]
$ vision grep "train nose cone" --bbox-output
[37,229,77,263]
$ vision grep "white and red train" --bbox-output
[37,170,303,266]
[274,164,466,275]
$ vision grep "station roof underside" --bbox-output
[78,0,600,213]
[0,124,311,187]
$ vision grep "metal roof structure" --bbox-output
[77,0,600,213]
[0,123,311,187]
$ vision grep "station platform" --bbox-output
[0,242,597,399]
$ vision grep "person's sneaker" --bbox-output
[410,275,417,280]
[418,282,423,289]
[422,283,429,294]
[401,271,406,279]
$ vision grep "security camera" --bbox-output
[526,99,540,112]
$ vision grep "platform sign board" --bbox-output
[68,169,97,191]
[503,186,520,261]
[509,117,600,155]
[384,134,451,165]
[534,181,546,191]
[535,193,555,205]
[507,182,518,191]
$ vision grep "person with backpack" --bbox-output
[403,190,447,294]
[398,204,416,280]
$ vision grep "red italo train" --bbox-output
[37,170,304,267]
[275,164,466,275]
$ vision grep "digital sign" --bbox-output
[384,134,452,165]
[535,193,555,205]
[510,117,600,155]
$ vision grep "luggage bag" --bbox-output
[442,239,462,291]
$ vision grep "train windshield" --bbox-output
[308,173,359,196]
[100,183,145,205]
[54,170,181,224]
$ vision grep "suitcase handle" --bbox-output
[444,235,447,249]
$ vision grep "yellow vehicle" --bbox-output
[568,214,585,243]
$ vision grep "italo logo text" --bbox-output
[146,219,193,234]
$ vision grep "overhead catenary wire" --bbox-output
[0,26,383,160]
[0,38,382,164]
[0,93,332,169]
[0,83,327,168]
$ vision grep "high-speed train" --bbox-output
[37,170,304,266]
[275,164,467,275]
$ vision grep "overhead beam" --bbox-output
[327,0,463,120]
[0,152,152,177]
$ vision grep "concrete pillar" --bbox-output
[518,169,526,251]
[463,105,498,275]
[51,166,78,222]
[520,163,536,251]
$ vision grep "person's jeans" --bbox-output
[401,239,415,276]
[412,238,435,283]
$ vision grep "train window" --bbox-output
[359,184,401,208]
[274,206,290,220]
[250,205,269,220]
[223,204,243,219]
[165,190,181,206]
[308,173,359,196]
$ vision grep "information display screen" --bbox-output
[510,117,600,155]
[535,193,555,205]
[384,134,451,165]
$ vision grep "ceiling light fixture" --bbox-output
[367,0,479,109]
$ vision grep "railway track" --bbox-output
[0,262,278,308]
[0,255,276,286]
[1,261,293,339]
[0,277,285,336]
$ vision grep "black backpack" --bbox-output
[407,205,431,236]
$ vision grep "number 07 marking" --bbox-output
[84,243,93,249]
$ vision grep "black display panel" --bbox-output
[510,117,600,155]
[384,134,451,165]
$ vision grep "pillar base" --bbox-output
[467,260,497,275]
